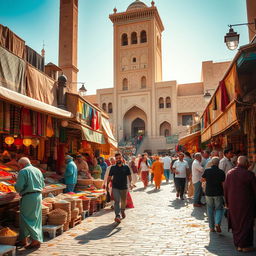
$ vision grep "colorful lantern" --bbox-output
[14,138,23,149]
[61,120,68,127]
[4,136,14,146]
[23,138,32,147]
[31,138,40,148]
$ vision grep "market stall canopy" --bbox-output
[179,131,201,145]
[0,86,73,118]
[81,126,105,145]
[101,117,118,148]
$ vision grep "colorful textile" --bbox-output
[141,171,149,187]
[82,103,87,120]
[37,138,45,161]
[220,80,230,112]
[46,116,54,137]
[32,111,37,136]
[0,46,26,94]
[21,108,32,137]
[0,101,4,131]
[37,113,42,136]
[4,103,10,132]
[41,114,46,137]
[224,64,239,97]
[10,104,21,135]
[91,109,100,130]
[87,107,93,126]
[152,160,164,187]
[26,45,44,72]
[77,100,83,114]
[212,95,217,110]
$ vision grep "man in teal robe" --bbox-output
[14,157,45,248]
[64,155,78,192]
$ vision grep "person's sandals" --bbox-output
[121,210,126,219]
[215,224,222,233]
[114,216,121,223]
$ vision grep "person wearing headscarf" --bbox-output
[92,157,102,179]
[98,157,108,180]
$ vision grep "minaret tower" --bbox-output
[58,0,79,93]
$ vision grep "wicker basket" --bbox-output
[81,198,91,211]
[71,208,79,220]
[54,201,71,221]
[64,198,76,210]
[77,179,93,186]
[74,199,83,214]
[93,179,104,189]
[0,235,18,246]
[48,208,68,225]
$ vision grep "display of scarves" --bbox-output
[46,116,54,137]
[4,103,10,132]
[21,108,32,137]
[82,103,87,120]
[87,107,93,126]
[53,119,59,138]
[0,101,4,132]
[37,137,45,161]
[37,113,42,136]
[41,114,46,137]
[32,111,37,136]
[220,80,230,112]
[10,104,21,135]
[212,95,217,110]
[91,109,100,130]
[77,100,83,114]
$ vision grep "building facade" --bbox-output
[90,0,230,154]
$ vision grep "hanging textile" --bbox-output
[46,116,54,137]
[37,113,42,136]
[224,64,240,97]
[59,127,67,143]
[32,111,37,136]
[87,107,93,126]
[53,119,59,138]
[25,45,44,72]
[41,114,46,137]
[77,100,83,114]
[212,95,217,110]
[82,103,87,120]
[3,103,10,132]
[21,108,32,137]
[220,80,230,112]
[91,109,100,130]
[0,46,26,94]
[0,101,4,132]
[37,138,45,161]
[10,104,21,135]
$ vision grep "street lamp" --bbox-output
[79,83,87,96]
[194,112,200,123]
[224,19,256,50]
[203,90,211,102]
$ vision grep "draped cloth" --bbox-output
[21,108,32,137]
[0,101,4,132]
[220,80,230,112]
[4,103,10,132]
[10,104,21,135]
[25,45,44,72]
[46,116,54,137]
[224,166,256,248]
[0,46,26,94]
[152,160,164,187]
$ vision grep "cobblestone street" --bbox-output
[18,179,256,256]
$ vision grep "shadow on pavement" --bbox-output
[191,206,207,220]
[146,188,161,194]
[75,223,122,244]
[168,198,188,209]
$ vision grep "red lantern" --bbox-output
[14,138,23,149]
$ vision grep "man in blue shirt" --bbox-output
[64,155,78,192]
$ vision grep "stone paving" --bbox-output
[17,179,256,256]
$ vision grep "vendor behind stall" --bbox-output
[64,155,78,192]
[75,155,92,179]
[6,153,19,170]
[92,157,102,179]
[14,157,45,249]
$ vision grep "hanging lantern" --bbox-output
[61,120,68,127]
[23,138,32,147]
[14,138,23,149]
[31,138,40,148]
[4,136,14,147]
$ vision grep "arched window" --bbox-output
[122,78,128,91]
[131,32,137,44]
[140,30,147,43]
[166,97,171,108]
[164,129,170,137]
[121,33,128,46]
[141,76,146,89]
[108,103,113,114]
[159,97,164,108]
[160,122,171,137]
[102,103,107,112]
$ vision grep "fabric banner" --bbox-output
[0,25,25,58]
[46,116,54,137]
[224,64,238,99]
[25,45,44,72]
[101,117,117,148]
[21,108,32,137]
[26,64,57,106]
[0,46,26,94]
[91,109,100,130]
[220,80,230,112]
[10,104,21,135]
[81,126,105,145]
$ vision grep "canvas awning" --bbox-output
[81,126,105,145]
[0,86,73,118]
[101,117,118,148]
[179,131,201,145]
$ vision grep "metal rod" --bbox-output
[229,22,255,28]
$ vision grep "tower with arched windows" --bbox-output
[94,0,231,154]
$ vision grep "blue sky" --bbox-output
[0,0,249,94]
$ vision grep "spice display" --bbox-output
[0,227,17,236]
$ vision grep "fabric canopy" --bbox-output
[81,126,105,145]
[101,117,118,148]
[179,131,201,145]
[0,86,73,118]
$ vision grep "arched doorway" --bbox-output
[131,118,145,137]
[123,106,147,139]
[160,122,171,137]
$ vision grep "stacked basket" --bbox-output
[48,208,67,225]
[80,197,91,211]
[74,199,83,214]
[42,205,49,225]
[76,179,93,190]
[93,179,104,189]
[54,200,71,222]
[89,197,97,215]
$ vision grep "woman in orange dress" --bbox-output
[152,156,164,190]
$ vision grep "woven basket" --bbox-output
[74,199,83,214]
[93,180,104,189]
[82,198,91,211]
[71,208,79,220]
[48,216,67,225]
[64,198,76,210]
[0,235,18,246]
[77,179,93,186]
[54,202,71,221]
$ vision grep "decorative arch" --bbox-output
[140,30,147,43]
[122,78,128,91]
[131,32,138,44]
[121,33,128,46]
[159,97,164,108]
[102,103,107,112]
[141,76,146,89]
[123,106,147,139]
[108,103,113,114]
[160,122,171,137]
[166,97,171,108]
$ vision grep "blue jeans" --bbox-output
[112,188,128,217]
[193,181,203,204]
[164,169,170,181]
[205,196,224,229]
